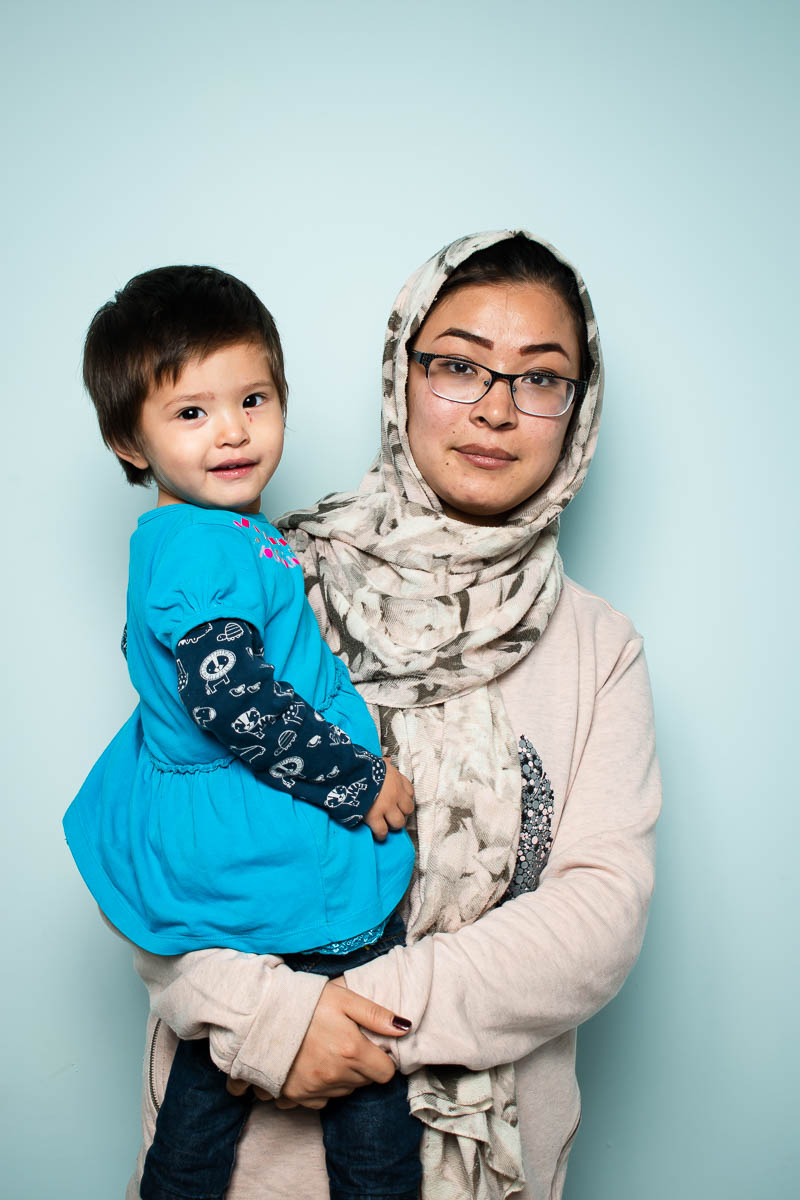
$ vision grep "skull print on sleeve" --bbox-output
[175,618,386,828]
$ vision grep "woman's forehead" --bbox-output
[418,283,581,363]
[425,280,572,322]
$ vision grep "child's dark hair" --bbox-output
[426,235,592,382]
[84,265,288,485]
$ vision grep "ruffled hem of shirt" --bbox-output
[293,915,390,956]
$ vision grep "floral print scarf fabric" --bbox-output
[278,230,603,1198]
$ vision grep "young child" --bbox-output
[63,266,421,1200]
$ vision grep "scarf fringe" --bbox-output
[410,1064,525,1200]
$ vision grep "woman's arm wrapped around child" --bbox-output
[130,626,658,1099]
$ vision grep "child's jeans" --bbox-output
[140,912,422,1200]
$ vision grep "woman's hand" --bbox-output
[271,979,412,1109]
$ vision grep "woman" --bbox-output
[129,229,660,1200]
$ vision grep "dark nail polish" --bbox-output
[392,1015,412,1031]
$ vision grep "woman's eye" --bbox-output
[442,359,478,377]
[243,393,266,409]
[177,407,204,420]
[523,371,557,388]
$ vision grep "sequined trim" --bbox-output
[295,915,390,956]
[502,736,555,902]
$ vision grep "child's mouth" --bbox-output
[210,460,257,480]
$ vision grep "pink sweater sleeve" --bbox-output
[343,637,660,1073]
[130,941,327,1096]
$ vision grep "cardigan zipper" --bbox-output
[148,1018,162,1113]
[551,1108,581,1199]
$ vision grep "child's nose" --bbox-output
[218,410,250,444]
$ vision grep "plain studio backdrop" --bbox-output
[2,1,797,1196]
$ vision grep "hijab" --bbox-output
[278,229,602,1198]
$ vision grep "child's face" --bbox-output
[117,341,284,514]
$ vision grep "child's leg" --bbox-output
[320,1071,422,1200]
[140,1036,252,1200]
[285,911,422,1200]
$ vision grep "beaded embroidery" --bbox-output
[502,736,555,902]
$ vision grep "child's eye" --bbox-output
[243,393,267,409]
[177,407,205,421]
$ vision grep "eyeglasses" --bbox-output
[409,351,587,418]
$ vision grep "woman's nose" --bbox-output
[471,378,518,428]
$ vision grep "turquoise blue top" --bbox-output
[63,505,414,955]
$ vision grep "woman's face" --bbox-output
[406,282,582,524]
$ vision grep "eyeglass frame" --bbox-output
[409,350,588,418]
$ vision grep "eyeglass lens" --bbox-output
[427,357,573,416]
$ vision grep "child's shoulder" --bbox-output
[132,506,258,576]
[134,506,303,580]
[135,504,277,543]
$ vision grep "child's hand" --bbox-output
[364,758,414,841]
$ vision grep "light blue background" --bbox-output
[2,1,797,1196]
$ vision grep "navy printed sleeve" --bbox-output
[175,618,386,828]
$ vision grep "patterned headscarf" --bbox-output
[278,230,602,1198]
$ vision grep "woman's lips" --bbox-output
[454,444,516,470]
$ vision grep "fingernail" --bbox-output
[392,1016,412,1030]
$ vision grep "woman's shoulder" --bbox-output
[561,576,639,629]
[500,577,650,734]
[552,575,643,656]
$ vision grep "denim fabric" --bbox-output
[320,1071,421,1200]
[140,912,421,1200]
[140,1037,252,1200]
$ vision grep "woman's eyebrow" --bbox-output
[433,327,493,350]
[518,341,569,358]
[433,328,569,358]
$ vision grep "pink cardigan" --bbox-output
[127,578,661,1199]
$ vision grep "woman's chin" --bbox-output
[440,496,517,526]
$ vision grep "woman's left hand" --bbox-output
[277,977,411,1107]
[225,1076,323,1111]
[224,977,411,1111]
[226,1077,274,1103]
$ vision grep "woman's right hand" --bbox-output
[275,979,412,1109]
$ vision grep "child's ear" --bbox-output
[109,438,149,471]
